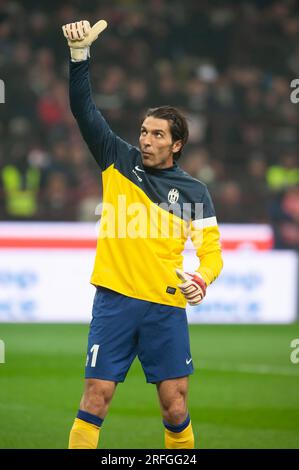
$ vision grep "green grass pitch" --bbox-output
[0,323,299,449]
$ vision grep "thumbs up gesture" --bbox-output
[62,19,108,61]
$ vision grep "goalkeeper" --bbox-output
[63,20,223,449]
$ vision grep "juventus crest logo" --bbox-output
[168,188,180,204]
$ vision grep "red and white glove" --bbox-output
[176,269,207,306]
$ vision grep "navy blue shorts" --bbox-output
[85,287,194,384]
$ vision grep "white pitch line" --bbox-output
[199,362,299,377]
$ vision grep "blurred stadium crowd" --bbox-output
[0,0,299,248]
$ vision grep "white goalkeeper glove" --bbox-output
[176,269,207,306]
[62,19,108,62]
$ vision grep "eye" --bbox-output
[141,129,147,136]
[155,132,163,138]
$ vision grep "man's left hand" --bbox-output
[176,269,206,305]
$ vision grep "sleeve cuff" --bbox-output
[70,47,90,62]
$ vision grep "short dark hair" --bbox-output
[144,105,189,160]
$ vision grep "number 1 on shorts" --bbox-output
[87,344,100,367]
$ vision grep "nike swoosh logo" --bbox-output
[186,358,192,365]
[135,165,145,172]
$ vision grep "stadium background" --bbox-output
[0,0,299,449]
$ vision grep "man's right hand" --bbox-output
[62,19,108,62]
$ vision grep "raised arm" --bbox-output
[63,20,132,170]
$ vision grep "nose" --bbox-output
[142,134,152,148]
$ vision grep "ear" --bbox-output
[172,140,182,154]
